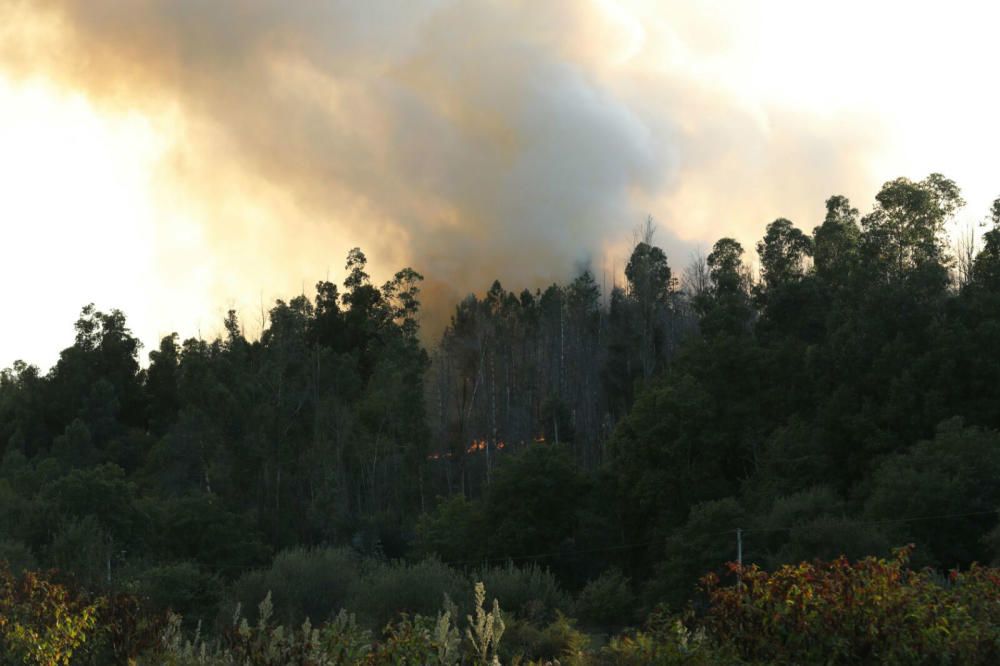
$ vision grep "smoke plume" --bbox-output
[0,0,885,345]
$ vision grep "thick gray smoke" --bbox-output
[0,0,883,339]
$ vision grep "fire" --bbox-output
[426,439,508,460]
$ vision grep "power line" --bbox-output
[440,508,1000,569]
[742,508,999,534]
[185,508,1000,575]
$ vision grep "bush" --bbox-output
[0,566,100,666]
[600,610,724,666]
[650,497,746,608]
[133,561,222,627]
[756,486,890,567]
[141,583,493,666]
[574,568,635,631]
[484,445,587,567]
[224,546,359,627]
[476,562,570,624]
[864,420,1000,568]
[48,515,110,589]
[346,557,469,630]
[0,539,35,574]
[501,612,590,665]
[701,545,1000,664]
[415,495,486,563]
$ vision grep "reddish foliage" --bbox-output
[699,545,1000,664]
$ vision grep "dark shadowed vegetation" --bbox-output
[7,174,1000,662]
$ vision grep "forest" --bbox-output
[7,173,1000,663]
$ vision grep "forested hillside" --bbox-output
[6,173,1000,662]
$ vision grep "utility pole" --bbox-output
[736,527,744,592]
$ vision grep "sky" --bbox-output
[1,0,999,371]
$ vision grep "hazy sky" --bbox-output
[1,0,998,370]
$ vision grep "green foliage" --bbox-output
[744,419,832,502]
[12,177,1000,648]
[346,557,469,630]
[133,561,222,628]
[0,566,100,666]
[573,568,635,631]
[373,611,461,665]
[653,498,746,608]
[601,609,723,666]
[144,493,271,574]
[503,612,591,665]
[861,173,962,289]
[484,444,588,567]
[756,217,812,292]
[141,583,492,665]
[225,547,359,628]
[864,419,1000,567]
[477,562,571,624]
[625,240,673,308]
[42,463,139,547]
[813,194,860,285]
[47,516,112,589]
[0,539,36,574]
[753,486,890,567]
[415,494,486,563]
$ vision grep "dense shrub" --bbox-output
[863,420,1000,568]
[140,582,499,666]
[16,549,1000,664]
[345,557,469,630]
[0,566,100,666]
[600,608,728,666]
[501,613,590,665]
[0,539,35,574]
[574,568,635,631]
[755,486,890,567]
[143,494,271,574]
[132,561,222,628]
[701,545,1000,664]
[414,495,486,563]
[484,445,588,568]
[651,497,746,608]
[224,547,359,627]
[476,562,570,624]
[0,566,167,665]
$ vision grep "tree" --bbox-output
[625,241,674,378]
[697,238,752,336]
[653,498,746,608]
[756,218,812,292]
[47,305,145,437]
[484,445,587,567]
[813,195,860,286]
[145,334,180,435]
[625,243,672,309]
[865,419,1000,568]
[707,238,747,298]
[860,174,963,288]
[415,495,486,564]
[972,198,1000,289]
[383,267,425,340]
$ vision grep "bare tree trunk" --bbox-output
[559,296,565,398]
[488,348,496,483]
